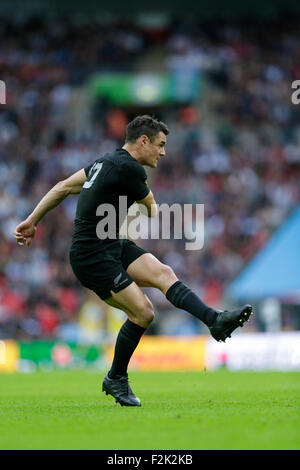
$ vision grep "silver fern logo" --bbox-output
[113,273,122,285]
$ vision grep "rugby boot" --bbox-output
[209,304,253,342]
[102,373,141,407]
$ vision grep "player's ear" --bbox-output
[140,134,149,146]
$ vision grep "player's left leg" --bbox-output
[127,253,252,341]
[127,252,178,293]
[126,252,218,326]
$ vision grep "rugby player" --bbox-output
[14,115,252,407]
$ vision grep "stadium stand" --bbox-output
[0,12,299,340]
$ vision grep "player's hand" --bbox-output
[14,218,37,246]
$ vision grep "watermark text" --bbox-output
[95,197,204,251]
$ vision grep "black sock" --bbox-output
[166,281,218,327]
[109,319,146,378]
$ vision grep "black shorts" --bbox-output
[69,238,148,300]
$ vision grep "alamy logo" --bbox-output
[95,196,205,251]
[0,81,6,104]
[291,80,300,105]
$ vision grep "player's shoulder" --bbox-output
[117,149,146,175]
[86,151,120,171]
[87,149,146,178]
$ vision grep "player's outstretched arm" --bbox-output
[14,169,87,246]
[137,190,158,218]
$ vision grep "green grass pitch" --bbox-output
[0,370,299,450]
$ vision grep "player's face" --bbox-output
[142,131,167,168]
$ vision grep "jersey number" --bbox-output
[83,162,103,189]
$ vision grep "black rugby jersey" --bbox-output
[71,148,150,244]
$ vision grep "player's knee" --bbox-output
[144,295,154,311]
[137,301,155,327]
[159,264,176,283]
[144,307,155,326]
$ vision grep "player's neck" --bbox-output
[122,144,141,163]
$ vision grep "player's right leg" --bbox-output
[69,245,153,407]
[107,282,154,328]
[102,282,154,407]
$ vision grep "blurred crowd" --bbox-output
[0,15,299,340]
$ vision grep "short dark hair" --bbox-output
[125,115,169,143]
